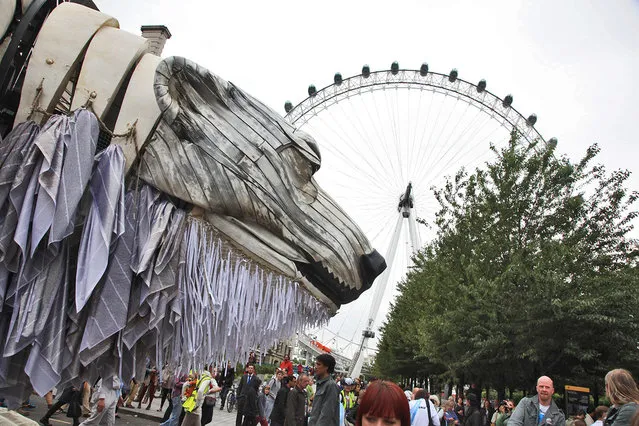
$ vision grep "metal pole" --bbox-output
[349,212,404,378]
[407,208,422,254]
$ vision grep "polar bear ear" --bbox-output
[153,56,233,126]
[14,3,118,124]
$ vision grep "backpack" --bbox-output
[411,399,434,426]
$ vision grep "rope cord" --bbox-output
[26,79,138,140]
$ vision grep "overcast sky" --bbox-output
[96,0,639,357]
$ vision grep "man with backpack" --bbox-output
[410,389,441,426]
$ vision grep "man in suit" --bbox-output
[236,364,262,426]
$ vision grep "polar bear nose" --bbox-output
[360,249,386,289]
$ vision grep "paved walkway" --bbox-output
[119,391,238,425]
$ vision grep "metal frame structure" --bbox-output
[285,68,547,145]
[0,0,98,135]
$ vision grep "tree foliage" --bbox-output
[375,135,639,392]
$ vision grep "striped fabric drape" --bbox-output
[0,110,330,408]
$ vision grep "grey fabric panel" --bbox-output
[0,262,12,310]
[29,115,66,256]
[79,336,114,367]
[130,185,160,275]
[0,128,44,271]
[0,352,31,408]
[137,198,174,304]
[49,108,99,247]
[79,191,136,355]
[0,122,39,204]
[75,144,125,312]
[24,241,72,396]
[147,209,186,329]
[3,245,65,358]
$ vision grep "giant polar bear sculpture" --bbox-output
[0,2,385,404]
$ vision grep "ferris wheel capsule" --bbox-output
[548,137,558,148]
[362,64,371,78]
[308,85,317,97]
[391,61,399,75]
[334,72,343,85]
[448,68,458,82]
[284,100,293,113]
[527,114,537,126]
[502,94,513,108]
[477,79,487,93]
[420,63,429,76]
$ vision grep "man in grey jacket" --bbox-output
[509,376,565,426]
[308,354,339,426]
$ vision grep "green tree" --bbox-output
[375,135,639,393]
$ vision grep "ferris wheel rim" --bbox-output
[284,67,551,145]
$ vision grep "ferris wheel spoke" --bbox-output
[415,95,495,187]
[416,100,482,185]
[321,116,399,191]
[429,99,474,169]
[334,96,399,186]
[308,113,393,190]
[408,88,424,167]
[422,110,502,184]
[372,90,405,186]
[384,88,405,185]
[407,87,436,182]
[423,97,467,177]
[357,93,401,178]
[412,91,449,183]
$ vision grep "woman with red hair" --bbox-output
[356,381,410,426]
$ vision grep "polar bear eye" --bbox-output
[279,146,315,183]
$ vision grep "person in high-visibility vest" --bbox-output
[340,378,357,414]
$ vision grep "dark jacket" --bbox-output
[509,395,565,426]
[237,373,262,416]
[285,386,307,426]
[221,367,235,387]
[308,375,339,426]
[346,403,359,424]
[465,406,482,426]
[481,408,495,426]
[605,402,638,426]
[456,404,466,424]
[271,386,291,424]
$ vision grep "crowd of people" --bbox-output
[21,354,639,426]
[344,369,639,426]
[225,361,639,426]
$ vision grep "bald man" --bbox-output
[508,376,565,426]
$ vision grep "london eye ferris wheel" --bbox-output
[283,62,554,376]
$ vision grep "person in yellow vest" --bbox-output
[340,378,357,418]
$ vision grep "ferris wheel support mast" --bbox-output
[349,183,420,378]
